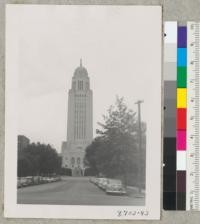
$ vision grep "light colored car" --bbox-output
[96,178,103,188]
[97,178,108,190]
[90,177,97,184]
[40,177,47,183]
[94,178,99,185]
[95,178,101,187]
[40,176,61,183]
[50,177,59,182]
[42,177,52,183]
[17,178,22,188]
[32,176,41,185]
[89,177,95,183]
[101,178,109,190]
[106,179,127,195]
[54,176,61,181]
[25,176,34,185]
[19,177,30,187]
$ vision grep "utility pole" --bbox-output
[135,100,144,194]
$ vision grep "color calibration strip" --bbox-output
[163,22,188,210]
[163,21,177,210]
[164,21,200,211]
[176,26,187,210]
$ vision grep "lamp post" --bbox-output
[135,100,144,194]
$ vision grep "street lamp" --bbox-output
[135,100,144,195]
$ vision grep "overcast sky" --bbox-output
[11,5,161,152]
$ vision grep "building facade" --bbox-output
[61,60,93,176]
[18,135,30,151]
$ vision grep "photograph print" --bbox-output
[5,5,162,219]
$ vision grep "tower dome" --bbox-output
[73,59,88,77]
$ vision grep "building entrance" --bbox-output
[72,167,83,177]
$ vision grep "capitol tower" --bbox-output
[61,59,93,176]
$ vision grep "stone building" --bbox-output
[18,135,30,151]
[61,60,93,176]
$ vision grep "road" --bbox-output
[17,176,145,205]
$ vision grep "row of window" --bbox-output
[65,157,82,165]
[74,94,87,97]
[72,81,89,91]
[78,81,84,90]
[74,102,87,139]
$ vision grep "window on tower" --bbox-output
[86,82,89,90]
[78,80,84,90]
[72,81,76,89]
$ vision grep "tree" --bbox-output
[85,96,143,186]
[17,142,61,177]
[18,154,34,177]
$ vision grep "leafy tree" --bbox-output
[97,96,137,137]
[18,155,33,177]
[84,96,145,186]
[17,142,61,177]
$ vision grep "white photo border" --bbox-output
[4,4,162,220]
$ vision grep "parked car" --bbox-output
[49,177,58,182]
[89,177,94,183]
[101,178,109,190]
[41,176,59,183]
[42,177,51,183]
[94,178,98,185]
[20,177,30,187]
[17,178,22,188]
[97,178,108,190]
[54,176,61,181]
[32,176,41,185]
[25,176,34,185]
[105,179,127,195]
[89,177,97,184]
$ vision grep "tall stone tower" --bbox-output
[61,60,93,176]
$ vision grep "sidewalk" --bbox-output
[126,185,145,196]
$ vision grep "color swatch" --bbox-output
[176,26,187,210]
[163,21,177,210]
[163,22,188,210]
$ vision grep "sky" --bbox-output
[13,5,161,152]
